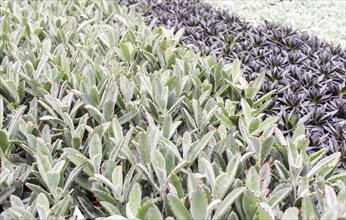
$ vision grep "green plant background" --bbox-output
[0,1,345,219]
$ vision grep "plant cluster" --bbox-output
[0,1,345,219]
[120,0,346,168]
[206,0,346,47]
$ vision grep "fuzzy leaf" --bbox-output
[242,189,258,220]
[168,195,192,220]
[112,166,123,197]
[100,202,122,216]
[191,189,207,220]
[307,153,340,178]
[241,99,251,126]
[260,137,274,164]
[128,183,141,216]
[36,193,49,220]
[213,187,245,220]
[63,148,94,176]
[187,130,215,164]
[89,134,102,173]
[146,205,163,220]
[267,186,292,208]
[0,130,9,155]
[258,203,274,220]
[246,167,260,193]
[301,196,317,220]
[282,207,299,220]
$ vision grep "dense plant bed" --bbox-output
[206,0,346,47]
[0,1,345,219]
[120,0,346,168]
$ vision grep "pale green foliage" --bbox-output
[0,1,345,219]
[207,0,346,47]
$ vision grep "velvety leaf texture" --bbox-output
[120,0,346,169]
[1,0,346,219]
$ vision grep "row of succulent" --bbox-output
[119,0,346,169]
[0,0,345,219]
